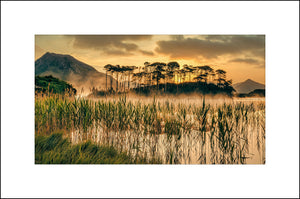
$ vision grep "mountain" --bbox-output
[35,52,116,93]
[233,79,265,94]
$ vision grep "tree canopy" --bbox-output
[101,61,235,96]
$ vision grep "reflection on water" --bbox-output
[72,129,265,164]
[70,98,265,164]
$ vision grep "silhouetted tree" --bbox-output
[167,61,180,82]
[194,74,205,82]
[109,65,122,92]
[162,61,179,92]
[196,65,214,83]
[104,64,115,92]
[215,69,227,87]
[132,71,146,94]
[202,65,213,83]
[143,62,153,88]
[179,68,187,84]
[119,66,127,92]
[150,62,166,91]
[183,65,196,82]
[126,66,136,91]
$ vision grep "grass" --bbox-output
[35,132,161,164]
[35,93,265,164]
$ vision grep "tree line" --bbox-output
[102,61,234,95]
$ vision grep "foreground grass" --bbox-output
[35,133,160,164]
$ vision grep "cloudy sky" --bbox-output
[35,35,265,84]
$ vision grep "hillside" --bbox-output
[35,52,117,93]
[35,75,77,95]
[233,79,265,94]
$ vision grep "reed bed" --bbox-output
[35,93,265,164]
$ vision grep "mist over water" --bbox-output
[86,92,264,107]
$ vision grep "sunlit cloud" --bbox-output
[229,58,260,65]
[139,50,154,56]
[73,35,152,55]
[155,35,265,61]
[101,48,134,56]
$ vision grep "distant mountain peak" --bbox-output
[233,79,265,94]
[244,79,259,84]
[35,52,98,75]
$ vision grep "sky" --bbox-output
[35,35,265,84]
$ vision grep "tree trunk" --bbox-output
[165,78,167,93]
[128,72,130,91]
[105,71,107,93]
[176,74,178,93]
[110,72,113,91]
[116,73,119,92]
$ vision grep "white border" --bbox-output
[1,1,299,198]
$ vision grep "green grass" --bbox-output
[35,132,160,164]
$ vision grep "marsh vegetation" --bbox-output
[35,92,265,164]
